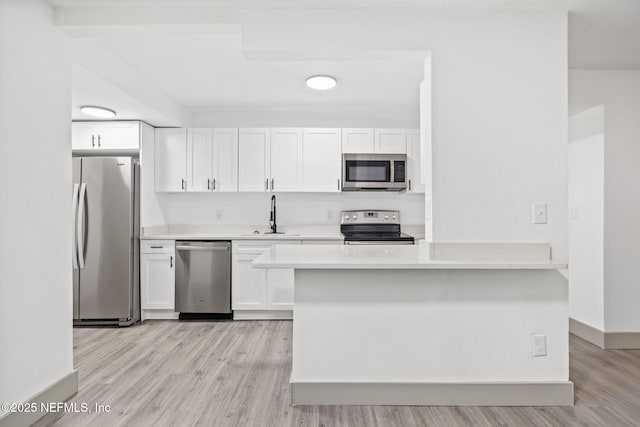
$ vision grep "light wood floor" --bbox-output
[34,321,640,427]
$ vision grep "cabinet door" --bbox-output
[212,128,238,192]
[375,128,407,154]
[155,128,187,192]
[406,129,425,193]
[238,128,270,192]
[232,253,267,309]
[301,128,342,192]
[270,128,302,192]
[341,128,374,153]
[187,128,213,192]
[71,123,95,150]
[267,269,294,309]
[97,122,140,149]
[141,253,175,310]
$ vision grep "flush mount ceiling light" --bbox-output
[80,106,117,119]
[306,75,337,90]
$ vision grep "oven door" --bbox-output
[342,154,407,191]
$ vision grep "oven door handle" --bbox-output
[344,240,414,245]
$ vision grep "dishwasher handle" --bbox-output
[176,245,229,251]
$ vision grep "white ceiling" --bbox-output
[49,0,640,126]
[93,33,424,110]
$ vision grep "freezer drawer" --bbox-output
[175,241,231,314]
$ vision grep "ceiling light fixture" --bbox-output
[80,106,117,119]
[306,75,337,90]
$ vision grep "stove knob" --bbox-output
[384,215,389,220]
[344,215,350,220]
[352,214,358,219]
[392,215,397,220]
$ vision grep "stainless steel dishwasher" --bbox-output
[175,241,231,318]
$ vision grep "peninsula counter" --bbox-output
[253,243,572,406]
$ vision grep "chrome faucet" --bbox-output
[269,195,277,234]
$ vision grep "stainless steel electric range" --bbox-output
[340,210,415,245]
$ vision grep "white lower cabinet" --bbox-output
[232,240,301,319]
[140,240,177,320]
[232,253,268,310]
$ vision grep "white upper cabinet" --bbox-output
[155,128,187,192]
[238,128,271,192]
[301,128,342,192]
[375,128,407,154]
[72,121,140,150]
[98,122,140,149]
[212,128,239,192]
[71,122,95,150]
[187,128,214,192]
[186,128,238,192]
[341,128,374,153]
[406,129,425,194]
[270,128,302,192]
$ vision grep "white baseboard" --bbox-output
[569,318,640,349]
[233,310,293,320]
[291,380,574,406]
[569,318,605,348]
[0,370,78,427]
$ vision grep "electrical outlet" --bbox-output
[215,210,223,222]
[532,334,547,357]
[532,203,547,224]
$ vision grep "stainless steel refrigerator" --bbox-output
[72,157,140,326]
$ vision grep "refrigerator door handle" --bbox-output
[77,183,87,269]
[72,183,80,269]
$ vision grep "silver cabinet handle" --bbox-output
[170,256,173,268]
[71,183,80,269]
[181,179,186,190]
[77,183,87,269]
[97,135,101,147]
[176,245,229,251]
[408,179,412,191]
[207,179,211,190]
[265,178,269,190]
[91,135,95,147]
[271,178,274,190]
[150,245,163,249]
[213,178,216,190]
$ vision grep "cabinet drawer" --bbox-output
[141,240,175,254]
[232,239,301,254]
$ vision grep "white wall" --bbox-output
[0,0,74,416]
[568,106,605,330]
[428,12,568,262]
[240,9,569,262]
[570,70,640,332]
[162,192,425,226]
[192,106,419,129]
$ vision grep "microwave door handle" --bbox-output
[71,183,79,269]
[77,183,87,269]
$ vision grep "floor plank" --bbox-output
[33,321,640,427]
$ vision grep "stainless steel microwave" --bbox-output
[342,154,407,191]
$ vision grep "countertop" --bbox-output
[141,224,426,241]
[252,242,567,270]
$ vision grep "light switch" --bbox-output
[532,203,547,224]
